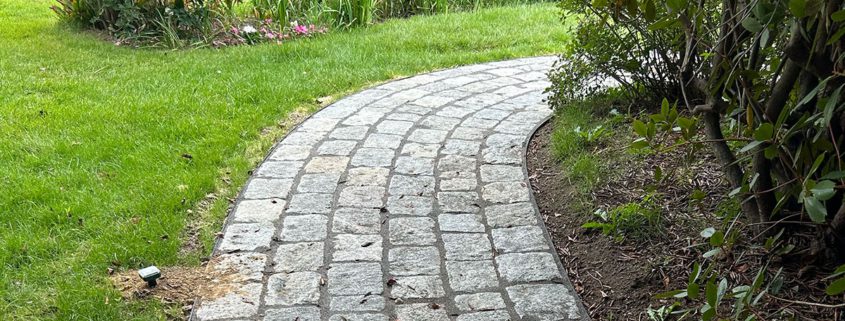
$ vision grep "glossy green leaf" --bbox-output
[754,123,774,141]
[803,196,827,223]
[788,0,805,17]
[741,16,764,32]
[825,277,845,295]
[633,119,648,137]
[710,230,725,247]
[833,10,845,22]
[811,180,836,201]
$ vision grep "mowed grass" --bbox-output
[0,1,569,320]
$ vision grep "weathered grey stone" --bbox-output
[394,156,435,175]
[436,106,476,118]
[328,314,388,321]
[397,104,432,115]
[299,117,340,132]
[486,133,524,147]
[376,120,414,135]
[385,112,423,122]
[273,242,324,272]
[445,260,499,292]
[265,272,321,305]
[388,246,441,276]
[439,178,478,191]
[346,167,390,186]
[305,156,349,173]
[395,303,450,321]
[438,214,485,233]
[482,182,530,204]
[474,108,512,121]
[497,252,561,283]
[297,173,341,193]
[407,129,448,144]
[487,67,523,77]
[491,226,549,253]
[437,192,480,213]
[442,139,481,156]
[389,175,435,196]
[442,233,493,260]
[330,126,369,140]
[264,306,321,321]
[330,295,385,312]
[506,284,582,320]
[494,120,535,135]
[328,263,383,295]
[269,144,312,161]
[414,95,456,108]
[482,147,522,164]
[401,143,441,158]
[281,131,326,146]
[419,115,461,130]
[332,208,382,234]
[437,155,476,179]
[338,186,385,208]
[318,140,358,156]
[389,217,436,245]
[342,109,386,126]
[390,275,446,299]
[256,161,304,178]
[484,202,538,227]
[231,199,285,223]
[243,178,293,199]
[195,283,262,320]
[480,165,524,182]
[456,310,511,321]
[351,148,395,167]
[391,88,431,100]
[387,196,433,216]
[461,116,500,130]
[280,215,328,242]
[219,223,275,252]
[332,234,383,262]
[454,292,507,312]
[363,133,403,149]
[208,252,267,282]
[451,127,486,140]
[287,193,333,214]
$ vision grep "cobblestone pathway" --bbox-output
[194,57,587,321]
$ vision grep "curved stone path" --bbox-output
[194,57,587,321]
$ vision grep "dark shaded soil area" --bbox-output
[527,121,845,320]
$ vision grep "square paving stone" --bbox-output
[332,234,383,262]
[390,275,446,299]
[486,133,524,147]
[395,303,450,321]
[265,272,321,305]
[401,143,441,158]
[351,148,395,167]
[195,283,262,320]
[338,186,385,208]
[484,202,538,228]
[389,175,435,196]
[281,131,326,146]
[305,156,349,174]
[386,196,434,216]
[385,112,423,122]
[264,306,321,321]
[330,126,369,140]
[256,161,304,178]
[439,178,478,191]
[377,120,414,135]
[461,117,500,129]
[456,310,511,321]
[269,144,312,161]
[219,223,275,252]
[474,108,512,120]
[389,217,436,245]
[299,117,340,132]
[437,192,480,213]
[318,140,358,156]
[342,110,386,126]
[437,155,476,179]
[328,263,384,295]
[287,193,333,214]
[273,242,324,272]
[407,129,448,144]
[436,106,476,118]
[442,139,481,156]
[388,246,441,276]
[208,252,267,282]
[391,88,431,100]
[442,233,493,260]
[496,252,561,283]
[328,314,388,321]
[346,167,390,186]
[494,120,533,135]
[506,284,582,320]
[297,173,341,193]
[330,295,385,312]
[451,127,486,140]
[454,292,507,312]
[480,165,524,182]
[438,214,486,233]
[398,104,432,115]
[394,156,435,175]
[280,215,328,242]
[243,178,293,199]
[491,226,549,253]
[445,260,499,292]
[419,115,461,131]
[332,208,382,234]
[482,147,522,165]
[481,182,530,204]
[414,95,456,108]
[363,133,403,149]
[231,199,285,223]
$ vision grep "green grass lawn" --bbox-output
[0,1,568,319]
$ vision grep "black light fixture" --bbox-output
[138,266,161,287]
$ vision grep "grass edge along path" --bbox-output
[0,1,570,320]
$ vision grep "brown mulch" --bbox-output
[527,121,845,320]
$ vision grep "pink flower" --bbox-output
[294,24,309,35]
[231,26,240,34]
